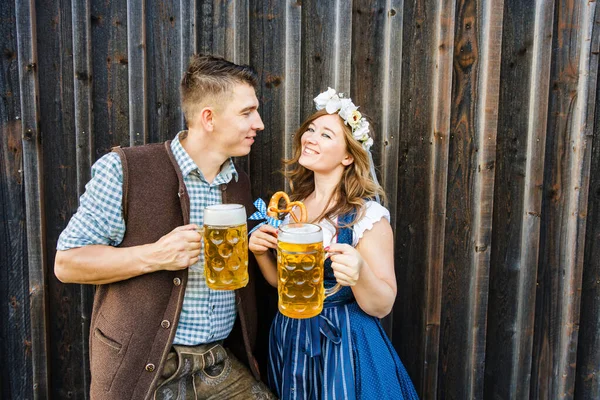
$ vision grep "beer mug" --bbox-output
[277,223,341,319]
[202,204,248,290]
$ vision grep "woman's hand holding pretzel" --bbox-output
[249,224,278,256]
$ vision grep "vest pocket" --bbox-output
[91,313,132,392]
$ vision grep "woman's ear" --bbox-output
[342,153,354,166]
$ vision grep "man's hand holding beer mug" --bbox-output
[144,224,203,272]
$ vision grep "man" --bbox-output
[55,55,275,400]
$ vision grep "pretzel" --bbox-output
[268,191,308,223]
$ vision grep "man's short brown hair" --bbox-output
[180,54,259,125]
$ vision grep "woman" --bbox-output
[249,88,419,399]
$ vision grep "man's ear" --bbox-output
[342,153,354,166]
[199,107,215,131]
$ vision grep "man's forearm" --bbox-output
[55,225,202,284]
[54,244,157,285]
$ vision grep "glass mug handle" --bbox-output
[197,226,205,248]
[325,283,342,297]
[324,251,342,297]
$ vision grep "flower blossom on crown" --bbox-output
[313,87,373,150]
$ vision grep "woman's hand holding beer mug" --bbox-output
[249,225,279,287]
[145,224,203,271]
[325,243,363,287]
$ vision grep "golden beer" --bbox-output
[277,224,325,319]
[203,204,248,290]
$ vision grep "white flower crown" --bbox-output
[313,87,373,150]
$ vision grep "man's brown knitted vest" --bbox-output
[88,142,260,400]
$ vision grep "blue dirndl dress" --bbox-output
[268,213,419,400]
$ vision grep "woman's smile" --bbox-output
[302,147,319,155]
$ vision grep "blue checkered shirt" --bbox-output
[57,132,238,345]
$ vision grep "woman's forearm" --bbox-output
[254,251,278,287]
[351,261,396,318]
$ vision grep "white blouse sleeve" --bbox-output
[352,201,391,246]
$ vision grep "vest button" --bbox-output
[161,320,170,329]
[145,363,155,372]
[173,277,181,286]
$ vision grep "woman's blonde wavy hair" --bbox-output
[284,109,386,227]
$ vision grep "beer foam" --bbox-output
[278,223,323,244]
[204,204,247,226]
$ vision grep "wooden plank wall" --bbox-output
[0,0,33,398]
[0,1,598,399]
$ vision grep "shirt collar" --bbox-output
[171,131,239,183]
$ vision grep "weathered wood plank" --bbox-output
[127,0,147,145]
[91,0,130,154]
[0,111,32,400]
[484,0,554,398]
[198,0,216,56]
[34,0,86,398]
[71,0,94,397]
[72,0,92,182]
[180,0,197,129]
[301,0,352,119]
[281,0,301,180]
[248,0,298,196]
[0,3,32,399]
[199,0,248,64]
[15,0,50,398]
[422,0,456,397]
[231,0,249,65]
[533,1,598,398]
[575,7,600,399]
[575,9,600,399]
[351,0,404,341]
[439,0,503,397]
[146,0,182,144]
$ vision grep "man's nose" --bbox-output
[253,113,265,131]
